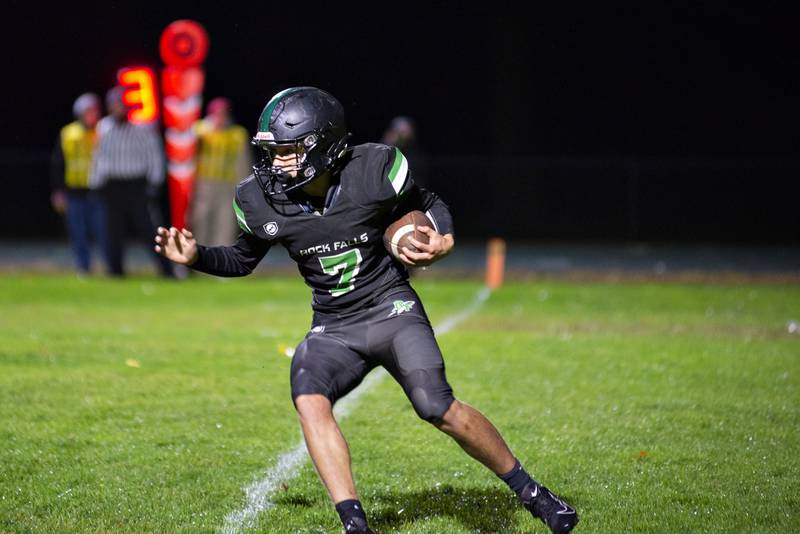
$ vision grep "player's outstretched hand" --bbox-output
[154,226,198,265]
[401,226,454,267]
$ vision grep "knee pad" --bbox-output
[406,369,455,423]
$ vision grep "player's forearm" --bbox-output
[191,236,268,277]
[425,201,454,237]
[191,246,255,277]
[399,186,455,237]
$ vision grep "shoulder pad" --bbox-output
[233,175,262,235]
[343,143,409,204]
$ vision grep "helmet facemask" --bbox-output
[254,128,350,196]
[252,87,350,196]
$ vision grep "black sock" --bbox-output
[335,499,368,530]
[498,459,535,499]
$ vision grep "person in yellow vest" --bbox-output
[50,93,109,274]
[189,97,253,246]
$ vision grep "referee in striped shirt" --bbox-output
[89,87,173,277]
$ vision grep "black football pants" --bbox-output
[290,285,455,423]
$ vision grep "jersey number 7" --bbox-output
[319,249,363,297]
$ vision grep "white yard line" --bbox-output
[222,286,491,534]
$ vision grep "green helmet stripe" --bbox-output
[258,87,305,132]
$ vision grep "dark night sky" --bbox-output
[3,3,796,156]
[1,3,798,241]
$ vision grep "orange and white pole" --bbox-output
[159,20,209,230]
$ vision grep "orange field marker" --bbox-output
[486,238,506,289]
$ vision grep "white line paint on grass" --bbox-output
[222,286,491,533]
[433,286,491,336]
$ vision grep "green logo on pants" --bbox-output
[388,300,415,317]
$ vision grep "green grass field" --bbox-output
[1,273,798,533]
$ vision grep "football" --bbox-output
[383,210,432,261]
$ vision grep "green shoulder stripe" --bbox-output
[232,197,253,234]
[387,147,409,195]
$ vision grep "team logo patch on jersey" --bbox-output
[264,221,279,235]
[388,300,415,317]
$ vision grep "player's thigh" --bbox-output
[382,317,455,422]
[290,333,371,406]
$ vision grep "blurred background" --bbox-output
[1,3,798,275]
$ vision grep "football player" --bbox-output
[154,87,578,533]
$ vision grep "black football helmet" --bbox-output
[252,87,351,195]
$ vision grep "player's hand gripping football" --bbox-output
[154,226,198,265]
[400,226,454,267]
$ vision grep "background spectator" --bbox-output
[381,116,430,189]
[189,97,252,246]
[50,93,110,275]
[90,86,173,278]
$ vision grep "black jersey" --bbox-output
[191,143,454,314]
